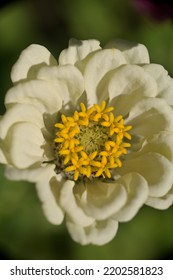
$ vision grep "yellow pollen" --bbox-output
[54,101,132,181]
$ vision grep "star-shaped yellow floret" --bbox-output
[54,101,132,181]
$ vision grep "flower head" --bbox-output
[54,100,132,181]
[1,38,173,245]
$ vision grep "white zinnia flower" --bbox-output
[1,38,173,245]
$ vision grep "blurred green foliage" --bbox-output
[1,0,173,260]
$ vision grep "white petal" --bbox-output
[120,152,173,197]
[146,187,173,209]
[74,180,127,220]
[139,131,173,163]
[59,38,101,65]
[59,180,94,227]
[5,80,62,114]
[98,64,157,116]
[105,38,150,64]
[11,44,57,83]
[37,65,84,104]
[128,98,173,137]
[143,64,173,106]
[5,164,55,183]
[0,104,43,139]
[66,218,118,245]
[6,122,44,168]
[84,49,126,105]
[114,173,148,222]
[36,176,64,225]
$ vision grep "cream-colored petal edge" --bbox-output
[114,173,148,222]
[0,103,43,139]
[143,64,173,106]
[36,178,64,225]
[128,98,173,138]
[59,38,101,65]
[104,38,150,64]
[59,179,94,227]
[66,218,118,245]
[97,64,157,117]
[120,152,173,197]
[5,79,62,115]
[5,122,44,169]
[146,187,173,209]
[77,180,127,220]
[134,131,173,163]
[5,164,55,183]
[84,49,126,105]
[37,64,85,105]
[11,44,57,83]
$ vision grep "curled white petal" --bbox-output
[114,173,148,222]
[104,38,150,64]
[0,104,43,139]
[143,64,173,106]
[138,131,173,163]
[36,176,64,225]
[5,122,44,168]
[146,187,173,210]
[11,44,57,83]
[74,180,127,220]
[59,38,101,65]
[37,65,85,105]
[120,152,173,197]
[98,64,157,116]
[84,49,126,105]
[66,218,118,245]
[128,98,173,137]
[5,80,62,114]
[59,180,94,227]
[5,164,55,183]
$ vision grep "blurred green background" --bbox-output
[1,0,173,260]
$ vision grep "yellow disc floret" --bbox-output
[54,101,132,181]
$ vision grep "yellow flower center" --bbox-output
[54,101,132,181]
